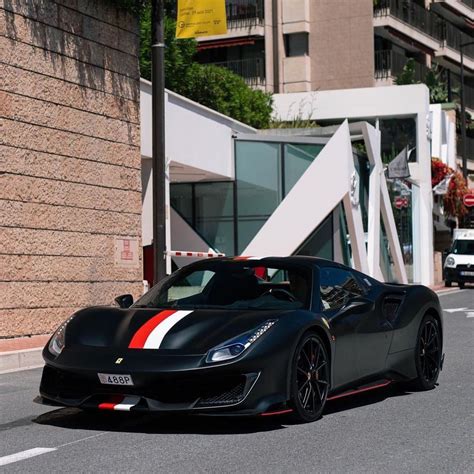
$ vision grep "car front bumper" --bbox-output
[37,345,290,416]
[444,266,474,283]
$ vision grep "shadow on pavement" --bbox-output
[324,384,411,416]
[34,408,286,435]
[33,384,411,434]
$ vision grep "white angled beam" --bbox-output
[343,193,369,275]
[243,121,369,274]
[362,124,384,280]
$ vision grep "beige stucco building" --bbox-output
[0,0,143,337]
[196,1,473,99]
[196,0,375,93]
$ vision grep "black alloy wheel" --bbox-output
[289,333,329,423]
[409,315,442,391]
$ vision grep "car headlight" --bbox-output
[445,256,455,267]
[48,315,75,357]
[206,320,276,363]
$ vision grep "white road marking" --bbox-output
[56,432,108,448]
[467,312,474,318]
[0,448,57,467]
[0,433,108,466]
[444,308,470,313]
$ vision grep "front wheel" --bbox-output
[406,315,442,391]
[288,333,330,423]
[459,282,465,289]
[444,281,451,287]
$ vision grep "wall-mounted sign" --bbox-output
[176,0,227,39]
[114,237,139,268]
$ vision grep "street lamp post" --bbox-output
[152,0,167,284]
[460,41,474,182]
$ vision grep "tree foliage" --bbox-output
[395,58,448,104]
[177,63,273,128]
[139,5,273,128]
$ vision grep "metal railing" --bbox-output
[374,49,429,81]
[374,0,474,58]
[374,0,444,41]
[457,135,474,160]
[443,22,474,59]
[448,73,474,109]
[212,57,266,86]
[226,0,264,29]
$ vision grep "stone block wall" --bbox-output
[0,0,142,336]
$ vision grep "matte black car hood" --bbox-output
[67,306,288,354]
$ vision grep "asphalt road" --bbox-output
[1,289,473,473]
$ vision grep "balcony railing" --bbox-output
[226,0,264,29]
[448,72,474,110]
[460,0,473,10]
[374,0,473,59]
[374,0,444,41]
[443,22,474,59]
[212,57,266,86]
[457,135,474,160]
[374,49,429,81]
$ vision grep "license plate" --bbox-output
[98,373,134,386]
[460,271,474,276]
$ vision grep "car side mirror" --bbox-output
[114,294,133,309]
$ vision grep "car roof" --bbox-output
[198,256,349,269]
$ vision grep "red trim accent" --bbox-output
[327,380,391,402]
[260,409,294,417]
[234,256,251,260]
[128,310,177,349]
[98,395,124,410]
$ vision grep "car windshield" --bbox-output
[452,240,474,255]
[134,261,311,310]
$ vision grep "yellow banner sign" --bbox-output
[176,0,227,39]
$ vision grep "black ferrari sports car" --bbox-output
[37,257,444,422]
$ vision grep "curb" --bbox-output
[0,348,44,374]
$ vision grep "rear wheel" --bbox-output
[459,282,465,289]
[444,281,452,287]
[407,315,442,391]
[288,333,329,423]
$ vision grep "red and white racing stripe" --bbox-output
[128,310,193,349]
[98,395,140,411]
[234,256,271,261]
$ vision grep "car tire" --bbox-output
[459,282,465,289]
[287,333,330,423]
[405,314,442,392]
[444,281,451,287]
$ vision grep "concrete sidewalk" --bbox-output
[0,335,49,374]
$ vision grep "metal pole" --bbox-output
[152,0,167,284]
[460,44,467,182]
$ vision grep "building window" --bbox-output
[284,33,309,57]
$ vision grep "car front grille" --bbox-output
[40,366,256,408]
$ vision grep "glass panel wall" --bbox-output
[235,141,282,253]
[387,179,414,282]
[171,138,325,258]
[170,182,234,256]
[296,212,333,260]
[195,183,235,256]
[284,144,324,196]
[170,183,193,224]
